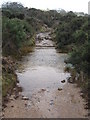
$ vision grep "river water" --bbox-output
[16,32,70,98]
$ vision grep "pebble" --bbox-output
[58,88,62,91]
[11,105,14,108]
[13,88,17,91]
[2,112,4,117]
[41,88,46,91]
[47,90,49,92]
[3,104,7,108]
[38,98,40,102]
[22,97,29,100]
[61,80,66,83]
[25,103,27,107]
[9,95,15,101]
[14,95,19,99]
[48,109,51,111]
[50,100,54,105]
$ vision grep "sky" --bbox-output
[0,0,89,13]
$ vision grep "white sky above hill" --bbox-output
[0,0,89,13]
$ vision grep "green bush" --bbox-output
[3,17,26,50]
[2,17,35,56]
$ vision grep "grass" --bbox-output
[2,72,17,97]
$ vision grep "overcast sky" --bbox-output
[0,0,89,13]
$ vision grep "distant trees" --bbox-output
[2,2,24,11]
[55,12,88,48]
[2,2,25,19]
[27,8,60,27]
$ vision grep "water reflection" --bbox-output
[17,66,70,97]
[16,32,70,98]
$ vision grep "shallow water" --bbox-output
[16,32,70,98]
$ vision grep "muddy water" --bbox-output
[16,32,70,98]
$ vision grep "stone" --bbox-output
[14,94,19,99]
[17,86,22,92]
[22,96,29,100]
[41,88,46,91]
[11,105,14,108]
[48,109,51,111]
[3,104,7,108]
[61,80,66,83]
[13,88,17,91]
[38,98,40,102]
[9,95,15,101]
[58,88,62,91]
[25,103,27,107]
[50,100,54,105]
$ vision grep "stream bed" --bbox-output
[16,32,70,98]
[4,31,88,118]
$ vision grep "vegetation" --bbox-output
[55,11,89,98]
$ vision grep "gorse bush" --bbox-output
[2,17,36,56]
[3,18,25,54]
[55,14,88,48]
[68,42,89,74]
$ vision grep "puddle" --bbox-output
[16,32,70,98]
[17,66,70,98]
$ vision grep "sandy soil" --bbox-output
[3,83,88,118]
